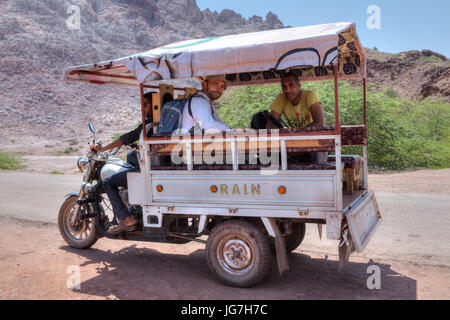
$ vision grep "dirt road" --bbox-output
[0,169,449,300]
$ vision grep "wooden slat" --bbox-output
[151,93,161,123]
[152,139,335,156]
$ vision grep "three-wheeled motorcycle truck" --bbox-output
[60,22,381,287]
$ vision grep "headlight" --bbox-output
[82,182,94,193]
[77,156,89,172]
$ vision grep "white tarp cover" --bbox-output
[64,22,363,86]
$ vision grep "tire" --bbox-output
[269,221,306,253]
[58,195,98,249]
[284,222,306,253]
[206,220,272,288]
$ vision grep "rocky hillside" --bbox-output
[0,0,448,156]
[365,48,449,100]
[0,0,284,152]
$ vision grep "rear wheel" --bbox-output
[58,195,98,249]
[206,220,272,288]
[284,222,306,253]
[269,221,306,253]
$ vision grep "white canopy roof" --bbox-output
[64,22,366,88]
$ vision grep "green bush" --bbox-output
[50,170,64,175]
[0,151,27,170]
[216,81,450,170]
[63,147,78,154]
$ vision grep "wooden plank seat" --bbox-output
[150,126,336,139]
[150,140,335,156]
[150,160,337,171]
[287,155,337,170]
[278,126,335,134]
[151,164,188,170]
[148,126,363,174]
[149,126,337,157]
[150,163,337,171]
[328,155,363,194]
[287,162,336,170]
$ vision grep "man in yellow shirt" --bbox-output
[268,71,324,129]
[267,71,327,164]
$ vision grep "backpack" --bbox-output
[157,93,211,134]
[250,110,287,129]
[157,98,187,134]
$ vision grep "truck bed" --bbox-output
[343,190,366,209]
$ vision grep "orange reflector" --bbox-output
[278,186,286,194]
[156,185,163,192]
[210,185,218,193]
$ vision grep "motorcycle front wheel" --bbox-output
[58,195,99,249]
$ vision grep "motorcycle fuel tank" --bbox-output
[100,157,133,181]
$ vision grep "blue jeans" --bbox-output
[102,151,140,221]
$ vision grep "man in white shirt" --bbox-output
[181,75,231,133]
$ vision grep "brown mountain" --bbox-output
[0,0,448,153]
[0,0,284,148]
[365,48,449,101]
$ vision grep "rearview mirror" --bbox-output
[89,122,96,134]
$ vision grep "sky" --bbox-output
[197,0,450,57]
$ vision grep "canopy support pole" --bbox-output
[333,63,343,211]
[140,83,150,142]
[333,64,340,131]
[363,78,367,127]
[363,77,368,190]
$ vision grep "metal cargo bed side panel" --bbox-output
[148,173,337,208]
[344,191,381,252]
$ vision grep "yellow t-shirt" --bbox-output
[270,90,321,128]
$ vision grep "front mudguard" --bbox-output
[64,192,79,199]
